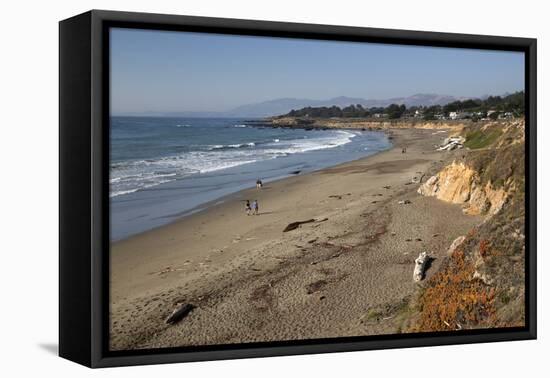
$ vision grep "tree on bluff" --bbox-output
[385,104,406,119]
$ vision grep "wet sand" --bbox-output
[110,128,482,350]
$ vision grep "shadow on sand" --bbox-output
[258,211,275,216]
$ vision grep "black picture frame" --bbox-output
[59,9,537,368]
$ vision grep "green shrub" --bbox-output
[464,129,502,149]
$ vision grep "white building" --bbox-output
[449,111,473,120]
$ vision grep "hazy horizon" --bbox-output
[110,28,524,114]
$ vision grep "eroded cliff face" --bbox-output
[418,120,524,217]
[418,161,508,216]
[269,117,468,131]
[408,119,526,333]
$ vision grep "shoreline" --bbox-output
[110,127,391,242]
[110,127,482,350]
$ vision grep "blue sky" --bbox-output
[110,28,524,114]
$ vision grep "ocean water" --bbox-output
[110,117,391,241]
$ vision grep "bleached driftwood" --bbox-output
[447,235,466,256]
[437,136,466,151]
[437,142,462,151]
[413,252,429,282]
[443,136,466,145]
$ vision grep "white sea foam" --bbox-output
[209,142,256,150]
[111,188,140,197]
[110,130,358,198]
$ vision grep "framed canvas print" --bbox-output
[59,10,536,368]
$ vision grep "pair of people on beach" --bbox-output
[245,199,259,216]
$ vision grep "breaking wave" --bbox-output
[110,130,357,198]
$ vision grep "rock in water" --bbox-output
[165,303,195,324]
[413,252,429,282]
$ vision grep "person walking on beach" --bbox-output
[256,179,263,189]
[252,200,259,215]
[245,200,251,216]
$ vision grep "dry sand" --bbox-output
[110,128,482,350]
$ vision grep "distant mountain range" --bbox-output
[115,93,477,118]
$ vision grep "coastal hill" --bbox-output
[114,93,471,118]
[227,93,468,118]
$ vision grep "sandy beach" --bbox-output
[110,127,482,350]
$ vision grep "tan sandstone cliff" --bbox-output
[418,161,508,216]
[269,117,468,132]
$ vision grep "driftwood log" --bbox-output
[437,136,465,151]
[165,303,195,324]
[413,251,429,282]
[283,218,328,232]
[283,219,316,232]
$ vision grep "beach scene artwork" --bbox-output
[109,28,526,350]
